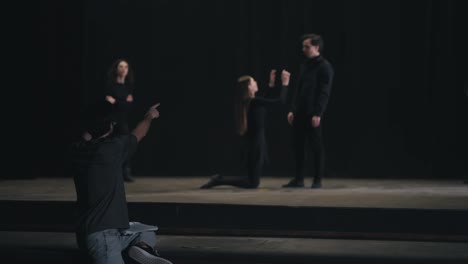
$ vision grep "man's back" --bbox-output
[71,134,137,235]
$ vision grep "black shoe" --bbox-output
[128,245,173,264]
[282,179,305,188]
[311,182,322,189]
[200,174,222,189]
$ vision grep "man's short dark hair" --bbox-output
[81,101,114,139]
[301,33,323,52]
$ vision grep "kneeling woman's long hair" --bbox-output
[234,76,253,136]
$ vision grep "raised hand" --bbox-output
[269,69,277,87]
[311,115,321,128]
[287,112,294,126]
[281,70,291,86]
[105,95,116,104]
[146,103,160,119]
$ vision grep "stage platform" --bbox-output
[1,177,467,209]
[1,177,467,242]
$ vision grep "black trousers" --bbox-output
[292,114,325,183]
[212,139,264,189]
[213,158,262,189]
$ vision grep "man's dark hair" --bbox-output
[81,101,114,139]
[301,33,323,52]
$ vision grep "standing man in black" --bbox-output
[283,34,334,189]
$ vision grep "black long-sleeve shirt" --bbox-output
[105,82,133,102]
[242,85,287,163]
[246,85,288,139]
[105,82,133,128]
[290,55,334,117]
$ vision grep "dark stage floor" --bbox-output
[1,177,467,209]
[1,231,467,264]
[1,177,467,263]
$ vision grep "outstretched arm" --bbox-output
[131,103,160,142]
[256,70,290,105]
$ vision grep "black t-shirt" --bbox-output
[70,134,138,235]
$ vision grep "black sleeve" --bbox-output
[255,84,271,98]
[105,82,114,97]
[314,63,334,116]
[127,84,134,95]
[254,85,288,106]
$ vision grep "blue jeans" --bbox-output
[77,222,158,264]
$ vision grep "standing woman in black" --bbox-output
[105,59,136,182]
[201,69,290,189]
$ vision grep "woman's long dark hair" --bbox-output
[107,58,134,88]
[234,76,253,135]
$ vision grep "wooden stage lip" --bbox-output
[1,177,467,242]
[1,177,467,210]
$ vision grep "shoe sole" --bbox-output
[128,246,173,264]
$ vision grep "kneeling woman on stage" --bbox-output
[201,69,290,189]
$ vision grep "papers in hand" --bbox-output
[121,221,159,235]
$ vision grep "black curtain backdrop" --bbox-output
[24,0,468,179]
